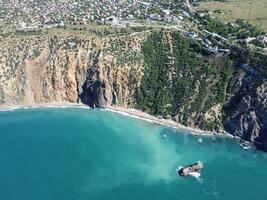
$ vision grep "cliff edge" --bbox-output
[0,29,266,151]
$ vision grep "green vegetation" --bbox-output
[199,15,235,37]
[230,47,267,77]
[136,31,233,130]
[33,48,41,58]
[234,19,264,39]
[14,30,42,36]
[135,32,173,116]
[199,15,264,39]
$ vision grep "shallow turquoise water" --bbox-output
[0,108,266,200]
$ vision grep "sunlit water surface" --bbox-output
[0,108,266,200]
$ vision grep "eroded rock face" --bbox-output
[79,51,112,108]
[0,32,147,108]
[81,79,112,108]
[224,72,267,151]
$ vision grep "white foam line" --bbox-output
[0,103,233,138]
[104,108,157,125]
[0,103,91,112]
[104,107,226,137]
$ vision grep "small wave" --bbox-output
[0,108,14,112]
[0,104,91,112]
[188,171,201,179]
[176,166,202,182]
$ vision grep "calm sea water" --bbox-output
[0,108,266,200]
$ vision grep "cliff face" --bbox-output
[0,35,89,105]
[224,70,267,151]
[0,32,147,107]
[0,30,266,151]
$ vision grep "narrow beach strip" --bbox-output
[0,102,233,138]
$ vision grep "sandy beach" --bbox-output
[0,102,231,137]
[105,106,218,136]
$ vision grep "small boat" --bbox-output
[178,161,203,177]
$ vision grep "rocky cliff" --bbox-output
[0,30,147,107]
[224,70,267,151]
[0,29,266,151]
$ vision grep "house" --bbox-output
[150,13,161,21]
[209,45,218,53]
[187,31,198,39]
[204,38,212,46]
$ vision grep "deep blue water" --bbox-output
[0,108,266,200]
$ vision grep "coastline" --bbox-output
[0,102,233,138]
[0,102,90,111]
[105,106,220,136]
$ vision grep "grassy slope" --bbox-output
[195,0,267,31]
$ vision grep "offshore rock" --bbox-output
[178,161,203,177]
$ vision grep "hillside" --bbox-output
[0,28,266,151]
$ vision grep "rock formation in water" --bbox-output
[0,29,266,151]
[178,161,203,177]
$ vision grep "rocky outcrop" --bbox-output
[80,55,113,108]
[224,69,267,151]
[178,161,203,177]
[81,79,112,108]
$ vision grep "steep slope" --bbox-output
[0,30,266,151]
[0,32,148,107]
[224,70,267,151]
[134,31,267,151]
[135,32,233,132]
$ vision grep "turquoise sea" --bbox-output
[0,108,266,200]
